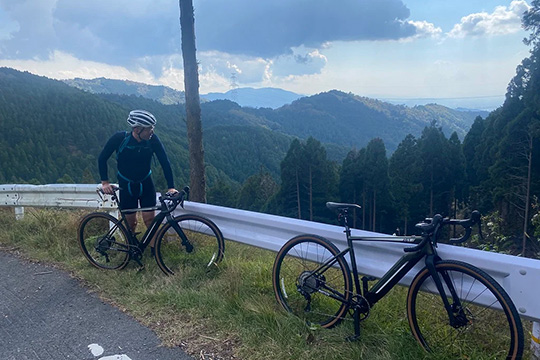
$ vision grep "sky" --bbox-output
[0,0,533,110]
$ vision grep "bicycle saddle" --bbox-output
[326,202,362,212]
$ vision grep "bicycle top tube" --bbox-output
[120,206,161,214]
[348,234,422,244]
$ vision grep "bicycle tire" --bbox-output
[78,212,131,270]
[154,214,225,275]
[272,234,353,328]
[407,260,523,359]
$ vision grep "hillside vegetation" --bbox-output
[1,65,538,256]
[1,66,478,188]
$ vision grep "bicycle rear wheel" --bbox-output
[407,260,523,359]
[272,235,352,328]
[154,214,225,275]
[78,212,131,270]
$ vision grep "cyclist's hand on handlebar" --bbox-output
[101,181,116,195]
[165,188,178,196]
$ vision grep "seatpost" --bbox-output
[341,210,352,238]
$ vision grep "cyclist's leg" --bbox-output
[407,260,523,359]
[139,178,157,245]
[118,179,139,233]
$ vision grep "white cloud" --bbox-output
[198,51,269,86]
[0,50,159,84]
[271,47,328,77]
[448,0,530,38]
[407,20,443,39]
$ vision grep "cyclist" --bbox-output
[98,110,177,240]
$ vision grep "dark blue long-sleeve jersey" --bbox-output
[98,131,175,189]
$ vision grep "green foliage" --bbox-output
[276,137,338,222]
[388,134,423,234]
[468,212,514,254]
[1,66,539,253]
[236,169,279,212]
[207,177,238,208]
[260,90,480,153]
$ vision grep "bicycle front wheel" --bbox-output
[407,260,523,359]
[78,212,131,270]
[272,235,352,328]
[154,214,225,275]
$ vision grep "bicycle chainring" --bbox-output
[351,294,370,321]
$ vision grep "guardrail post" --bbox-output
[14,206,24,220]
[108,210,119,219]
[533,321,540,359]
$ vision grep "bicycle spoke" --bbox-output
[408,261,523,359]
[78,213,131,270]
[273,235,352,328]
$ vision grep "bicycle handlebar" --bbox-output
[159,186,190,212]
[412,210,483,248]
[447,210,482,244]
[96,185,191,213]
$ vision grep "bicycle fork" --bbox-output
[167,216,194,253]
[425,256,469,328]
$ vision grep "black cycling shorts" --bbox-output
[117,176,156,211]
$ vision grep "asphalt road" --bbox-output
[0,251,192,360]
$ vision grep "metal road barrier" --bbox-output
[1,184,118,219]
[2,183,540,353]
[176,200,540,322]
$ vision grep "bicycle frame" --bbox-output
[304,219,467,338]
[111,202,190,259]
[346,234,430,307]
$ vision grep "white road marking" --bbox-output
[88,344,132,360]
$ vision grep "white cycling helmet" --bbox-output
[127,110,157,128]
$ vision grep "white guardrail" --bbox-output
[2,184,540,326]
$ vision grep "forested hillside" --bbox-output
[63,77,186,105]
[254,90,484,152]
[1,66,481,190]
[0,67,293,189]
[64,77,485,154]
[2,61,538,258]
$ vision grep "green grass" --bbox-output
[0,208,532,359]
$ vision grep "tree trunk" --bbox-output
[404,216,408,236]
[522,134,533,256]
[372,189,377,231]
[353,189,357,228]
[429,170,434,216]
[296,168,301,219]
[309,165,313,221]
[362,189,366,230]
[179,0,206,202]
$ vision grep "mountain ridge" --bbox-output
[1,68,489,187]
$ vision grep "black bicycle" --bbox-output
[78,186,225,275]
[272,202,524,359]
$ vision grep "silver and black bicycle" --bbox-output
[78,186,224,275]
[272,202,523,359]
